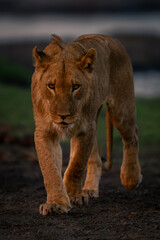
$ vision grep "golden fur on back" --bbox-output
[31,34,142,215]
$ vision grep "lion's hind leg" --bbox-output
[83,137,102,198]
[120,125,142,190]
[108,103,142,190]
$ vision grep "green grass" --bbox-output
[0,58,32,87]
[0,82,160,156]
[0,83,34,135]
[136,98,160,146]
[97,98,160,156]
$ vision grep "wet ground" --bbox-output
[0,129,160,240]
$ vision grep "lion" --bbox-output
[31,34,142,215]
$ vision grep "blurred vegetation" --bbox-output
[97,99,160,156]
[0,82,160,156]
[0,83,34,135]
[0,58,32,87]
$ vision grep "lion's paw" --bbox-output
[120,164,142,190]
[69,192,88,206]
[83,189,99,198]
[39,202,72,215]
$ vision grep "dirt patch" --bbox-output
[0,134,160,240]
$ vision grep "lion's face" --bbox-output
[42,57,87,129]
[32,35,97,131]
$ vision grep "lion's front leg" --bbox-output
[63,125,96,205]
[35,130,71,215]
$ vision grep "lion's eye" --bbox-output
[48,84,55,90]
[72,84,81,92]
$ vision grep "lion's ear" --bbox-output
[33,46,50,68]
[78,48,97,72]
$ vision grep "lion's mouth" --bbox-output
[59,121,68,126]
[58,121,71,128]
[51,114,77,129]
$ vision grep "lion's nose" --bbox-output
[58,114,70,120]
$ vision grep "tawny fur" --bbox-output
[31,34,142,215]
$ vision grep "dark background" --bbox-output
[1,0,160,13]
[0,2,160,240]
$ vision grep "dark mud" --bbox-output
[0,131,160,240]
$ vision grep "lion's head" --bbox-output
[32,35,97,135]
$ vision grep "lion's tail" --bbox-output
[103,105,113,170]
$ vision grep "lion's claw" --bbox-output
[69,192,88,206]
[83,189,99,198]
[39,202,72,215]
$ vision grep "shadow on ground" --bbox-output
[0,127,159,240]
